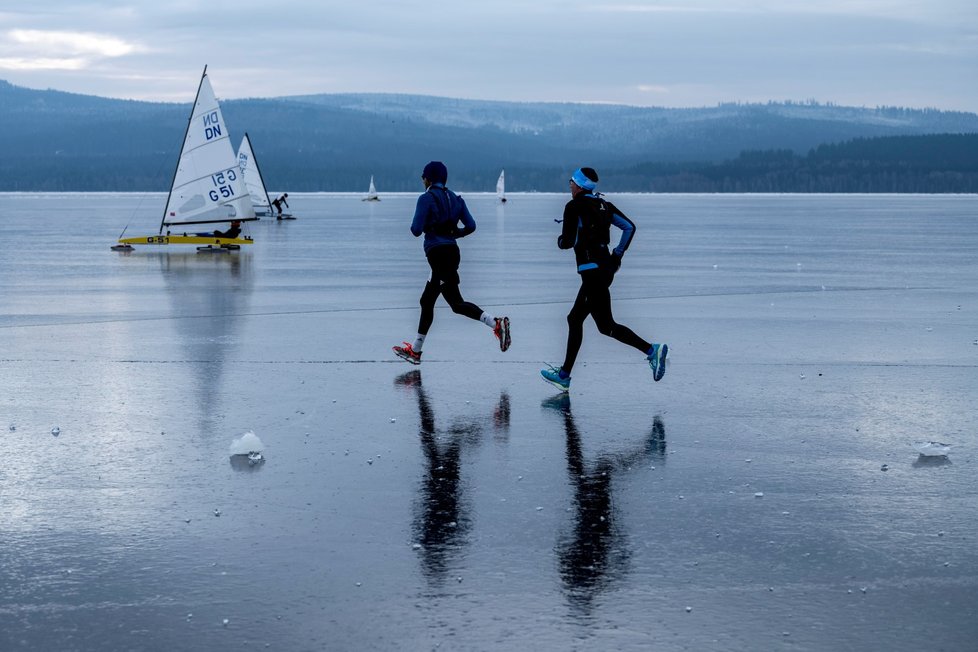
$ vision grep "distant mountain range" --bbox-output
[1,79,976,192]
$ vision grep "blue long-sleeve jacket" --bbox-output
[410,183,476,253]
[558,193,636,272]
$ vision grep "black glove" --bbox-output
[610,252,622,272]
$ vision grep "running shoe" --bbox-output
[393,342,422,365]
[493,317,511,352]
[541,364,571,392]
[648,343,668,382]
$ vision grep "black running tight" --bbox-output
[418,244,483,335]
[562,269,651,373]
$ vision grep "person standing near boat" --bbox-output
[272,193,289,218]
[540,167,667,391]
[393,161,511,365]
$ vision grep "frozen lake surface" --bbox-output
[1,192,977,651]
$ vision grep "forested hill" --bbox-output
[609,133,978,193]
[1,79,976,192]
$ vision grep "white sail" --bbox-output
[236,133,272,215]
[362,175,380,201]
[496,169,506,200]
[163,72,255,227]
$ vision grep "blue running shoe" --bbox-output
[648,343,668,382]
[540,364,571,392]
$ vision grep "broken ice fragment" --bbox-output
[229,431,264,457]
[913,441,950,457]
[51,426,61,436]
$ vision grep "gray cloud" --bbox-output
[0,1,974,110]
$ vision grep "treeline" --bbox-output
[607,134,978,193]
[1,79,976,192]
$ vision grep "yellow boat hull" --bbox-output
[117,234,253,246]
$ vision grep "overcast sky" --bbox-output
[1,1,975,109]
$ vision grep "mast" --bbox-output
[159,65,208,235]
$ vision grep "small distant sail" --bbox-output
[236,133,272,216]
[496,169,506,203]
[363,175,380,201]
[163,72,255,227]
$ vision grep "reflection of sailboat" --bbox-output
[115,67,256,252]
[362,175,380,202]
[160,252,254,430]
[542,395,666,615]
[236,132,272,217]
[496,169,507,203]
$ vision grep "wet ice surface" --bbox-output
[1,192,977,651]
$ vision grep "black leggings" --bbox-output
[418,244,483,334]
[562,269,651,373]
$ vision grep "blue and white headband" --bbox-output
[570,168,597,191]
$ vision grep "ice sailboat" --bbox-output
[362,175,380,201]
[496,169,507,203]
[236,132,273,217]
[114,67,256,251]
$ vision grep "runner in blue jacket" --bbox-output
[393,161,511,364]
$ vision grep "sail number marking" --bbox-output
[203,111,223,140]
[209,168,238,202]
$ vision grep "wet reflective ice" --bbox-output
[1,192,977,650]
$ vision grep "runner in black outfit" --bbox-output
[541,167,667,391]
[393,161,511,365]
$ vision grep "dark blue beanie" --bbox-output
[422,161,448,184]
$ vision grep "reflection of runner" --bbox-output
[396,370,510,585]
[541,167,667,392]
[542,394,666,613]
[393,161,511,365]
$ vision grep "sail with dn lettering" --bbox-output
[236,132,274,217]
[113,66,256,252]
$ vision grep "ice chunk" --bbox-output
[51,426,61,436]
[913,441,950,457]
[229,430,265,456]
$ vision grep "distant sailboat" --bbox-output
[114,66,256,252]
[363,175,380,201]
[236,133,272,217]
[496,169,507,203]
